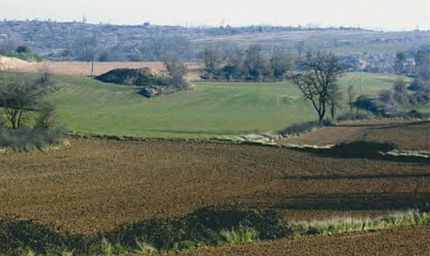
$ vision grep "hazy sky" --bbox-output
[0,0,429,31]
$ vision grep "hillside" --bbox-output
[49,72,407,138]
[1,20,428,62]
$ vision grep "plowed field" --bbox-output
[282,119,430,151]
[162,226,430,256]
[1,138,428,234]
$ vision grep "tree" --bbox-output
[378,90,395,105]
[200,48,222,80]
[163,53,188,87]
[244,44,269,81]
[295,41,305,62]
[394,51,407,74]
[414,48,430,80]
[290,51,343,123]
[16,45,31,54]
[0,75,50,129]
[347,85,356,112]
[223,48,245,80]
[270,51,292,80]
[393,78,409,104]
[328,83,343,119]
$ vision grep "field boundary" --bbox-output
[67,131,430,160]
[2,208,429,255]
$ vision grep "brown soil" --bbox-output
[162,225,430,256]
[1,138,428,234]
[2,59,201,80]
[282,119,430,151]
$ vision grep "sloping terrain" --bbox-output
[46,72,404,138]
[0,138,428,234]
[282,119,430,151]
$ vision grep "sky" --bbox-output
[0,0,429,31]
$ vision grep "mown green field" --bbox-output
[51,72,406,138]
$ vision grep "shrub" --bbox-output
[219,227,259,244]
[291,209,430,236]
[279,121,321,136]
[279,119,336,137]
[330,141,396,157]
[173,240,196,250]
[0,127,66,151]
[135,240,158,254]
[336,112,372,122]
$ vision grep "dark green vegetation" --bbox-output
[0,207,285,255]
[0,45,42,62]
[95,68,165,86]
[1,207,428,255]
[199,45,292,81]
[47,72,406,138]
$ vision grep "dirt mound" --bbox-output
[95,68,165,86]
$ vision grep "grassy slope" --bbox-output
[51,72,406,138]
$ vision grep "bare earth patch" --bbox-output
[1,57,201,80]
[281,119,430,151]
[0,138,428,234]
[162,225,429,256]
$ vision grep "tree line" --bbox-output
[199,45,292,81]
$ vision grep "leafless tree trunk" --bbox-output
[291,51,343,124]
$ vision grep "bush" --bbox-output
[279,121,321,136]
[336,112,372,122]
[219,227,259,244]
[0,127,66,151]
[330,141,396,158]
[279,119,335,137]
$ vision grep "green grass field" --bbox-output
[49,72,407,138]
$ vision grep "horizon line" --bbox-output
[1,18,429,33]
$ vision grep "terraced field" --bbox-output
[1,137,428,234]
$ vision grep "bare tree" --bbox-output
[291,51,343,123]
[90,32,96,77]
[347,85,356,112]
[295,41,305,62]
[163,52,188,87]
[244,44,269,81]
[0,75,50,129]
[200,47,222,80]
[270,50,292,79]
[328,83,343,119]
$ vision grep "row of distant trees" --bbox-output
[200,45,293,81]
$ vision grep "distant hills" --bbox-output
[0,20,429,63]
